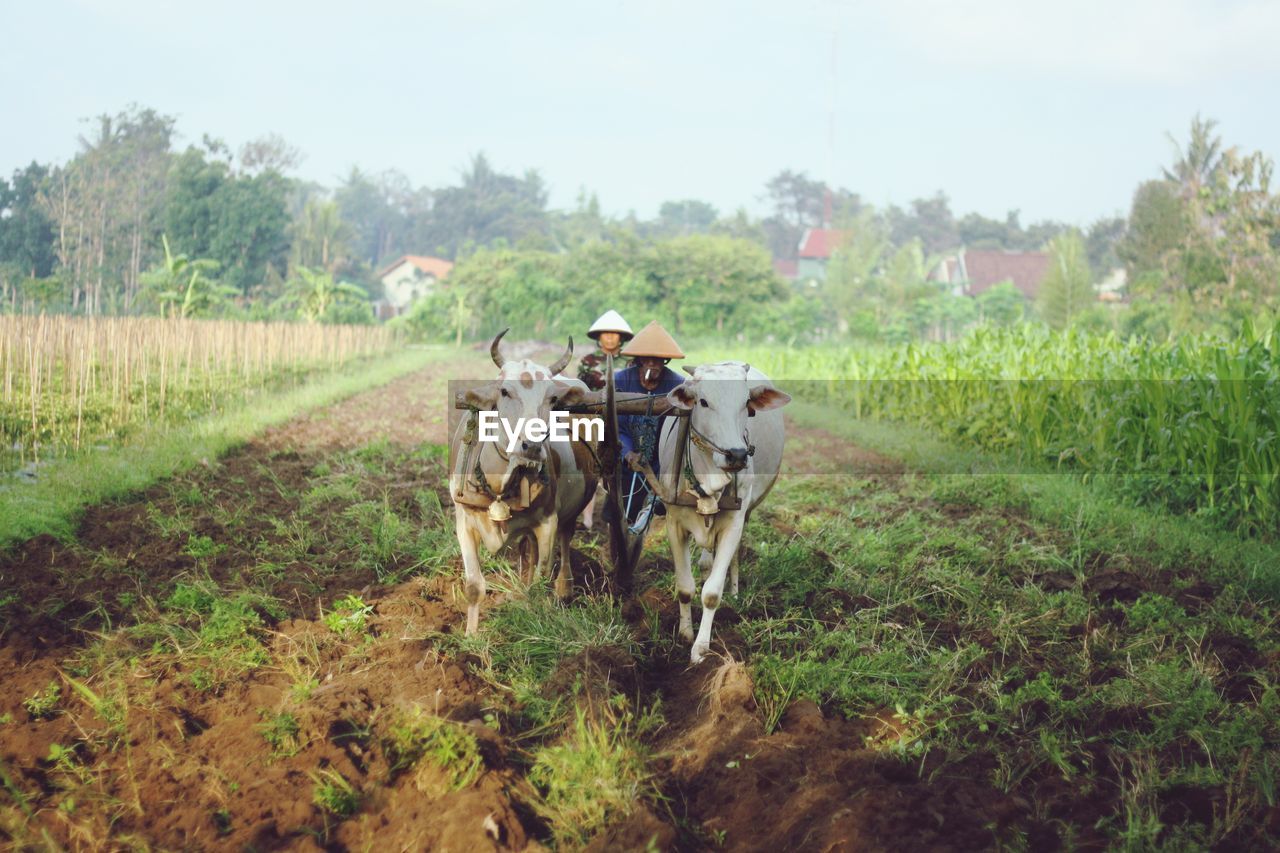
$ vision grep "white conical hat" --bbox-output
[587,309,634,341]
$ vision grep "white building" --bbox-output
[375,255,454,319]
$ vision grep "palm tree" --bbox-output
[289,199,353,273]
[1163,114,1224,197]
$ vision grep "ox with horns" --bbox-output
[628,361,790,663]
[450,331,597,634]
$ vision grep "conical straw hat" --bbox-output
[621,321,684,359]
[587,309,634,340]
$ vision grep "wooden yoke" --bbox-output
[451,390,688,418]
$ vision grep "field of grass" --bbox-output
[2,339,1276,849]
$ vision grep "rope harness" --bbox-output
[453,408,549,525]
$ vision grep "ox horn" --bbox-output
[548,337,573,376]
[490,328,509,368]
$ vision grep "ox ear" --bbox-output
[550,380,586,408]
[682,365,697,376]
[667,381,697,410]
[748,384,791,413]
[464,383,499,410]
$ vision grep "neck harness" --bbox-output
[680,416,753,517]
[456,409,548,523]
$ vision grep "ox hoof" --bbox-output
[679,626,695,644]
[690,642,710,664]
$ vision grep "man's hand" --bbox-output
[625,451,645,472]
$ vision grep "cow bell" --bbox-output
[696,494,719,517]
[488,499,511,523]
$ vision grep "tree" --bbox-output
[550,189,609,250]
[1038,231,1094,330]
[424,153,550,259]
[647,235,783,334]
[957,211,1015,250]
[1085,217,1127,273]
[975,281,1025,326]
[276,267,369,323]
[1119,180,1185,285]
[823,208,890,331]
[39,106,176,314]
[0,163,58,307]
[887,193,959,256]
[0,163,58,277]
[710,207,768,246]
[881,240,929,312]
[1197,146,1280,303]
[171,158,293,298]
[657,199,718,236]
[759,170,860,260]
[238,134,303,175]
[289,199,353,274]
[335,167,412,269]
[1163,114,1223,198]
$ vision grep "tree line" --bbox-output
[2,106,1276,342]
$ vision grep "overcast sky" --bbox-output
[3,0,1277,226]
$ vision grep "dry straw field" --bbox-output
[1,316,398,466]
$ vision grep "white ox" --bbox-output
[451,331,595,634]
[652,361,790,663]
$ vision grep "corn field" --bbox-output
[706,321,1280,535]
[2,315,399,467]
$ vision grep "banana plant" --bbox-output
[276,266,369,323]
[138,235,230,318]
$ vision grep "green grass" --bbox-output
[311,768,360,817]
[323,594,373,638]
[528,702,661,848]
[21,682,61,720]
[0,347,446,550]
[258,711,302,757]
[785,400,1280,602]
[386,710,485,792]
[442,586,639,732]
[722,424,1280,848]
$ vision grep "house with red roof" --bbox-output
[931,249,1051,300]
[376,255,454,320]
[795,228,850,285]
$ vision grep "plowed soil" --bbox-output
[2,353,1271,850]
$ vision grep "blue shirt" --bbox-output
[614,364,684,465]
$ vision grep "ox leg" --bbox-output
[731,509,751,597]
[669,523,695,644]
[457,517,486,636]
[692,524,745,664]
[554,524,574,601]
[533,516,557,588]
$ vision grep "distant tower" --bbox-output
[824,29,837,228]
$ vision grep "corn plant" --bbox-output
[691,320,1280,534]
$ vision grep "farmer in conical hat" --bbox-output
[613,321,685,531]
[576,310,633,529]
[577,309,633,391]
